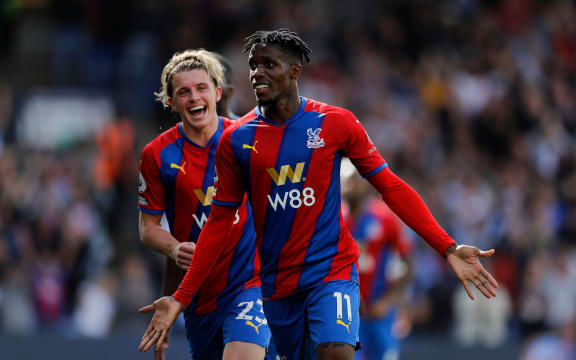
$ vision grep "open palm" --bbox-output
[138,296,184,352]
[446,245,499,300]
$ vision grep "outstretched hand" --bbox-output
[446,245,499,300]
[139,296,185,352]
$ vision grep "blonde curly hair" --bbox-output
[155,49,224,108]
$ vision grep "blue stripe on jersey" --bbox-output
[362,162,388,178]
[212,199,242,207]
[260,106,324,294]
[159,139,186,231]
[188,120,223,243]
[138,207,164,215]
[229,118,260,201]
[298,150,343,288]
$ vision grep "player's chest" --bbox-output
[234,122,339,172]
[160,146,216,191]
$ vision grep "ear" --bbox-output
[167,97,176,111]
[289,64,302,81]
[215,86,223,102]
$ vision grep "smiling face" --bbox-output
[168,69,222,133]
[248,44,300,106]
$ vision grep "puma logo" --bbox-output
[336,319,352,333]
[242,141,258,153]
[245,320,263,334]
[170,162,186,174]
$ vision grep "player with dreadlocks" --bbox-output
[139,29,498,360]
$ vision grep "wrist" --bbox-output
[169,242,180,261]
[443,243,457,258]
[169,295,186,311]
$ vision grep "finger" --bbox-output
[139,330,155,351]
[477,249,495,258]
[180,246,195,255]
[142,330,161,352]
[156,330,168,353]
[139,304,155,313]
[178,253,193,261]
[481,269,499,288]
[479,276,498,297]
[472,279,492,299]
[178,263,190,271]
[461,280,474,300]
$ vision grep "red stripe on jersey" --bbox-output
[325,219,359,282]
[273,136,334,296]
[194,233,242,313]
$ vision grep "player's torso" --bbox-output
[229,99,359,298]
[153,120,259,313]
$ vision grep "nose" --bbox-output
[190,89,201,101]
[251,64,265,79]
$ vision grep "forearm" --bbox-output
[367,168,455,255]
[172,204,237,306]
[139,214,179,258]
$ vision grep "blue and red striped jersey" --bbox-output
[138,117,260,315]
[350,199,411,305]
[212,98,388,299]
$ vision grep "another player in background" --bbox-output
[137,49,272,359]
[344,174,413,360]
[139,29,499,360]
[214,53,239,120]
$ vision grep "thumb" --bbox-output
[138,304,155,313]
[477,248,495,258]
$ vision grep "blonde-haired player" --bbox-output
[138,49,274,359]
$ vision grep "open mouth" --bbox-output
[253,84,270,95]
[188,105,207,117]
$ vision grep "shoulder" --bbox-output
[221,109,258,139]
[304,98,357,123]
[141,124,181,157]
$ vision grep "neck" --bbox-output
[261,90,301,124]
[181,116,219,147]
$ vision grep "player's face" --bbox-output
[168,69,222,132]
[248,44,295,106]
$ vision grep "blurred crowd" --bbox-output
[0,0,575,357]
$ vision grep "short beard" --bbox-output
[255,95,273,107]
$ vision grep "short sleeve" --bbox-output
[138,144,166,214]
[211,131,245,207]
[338,110,388,178]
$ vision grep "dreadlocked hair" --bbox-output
[155,49,223,108]
[242,29,312,65]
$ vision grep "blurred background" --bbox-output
[0,0,575,359]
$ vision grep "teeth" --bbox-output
[255,84,269,90]
[190,105,205,111]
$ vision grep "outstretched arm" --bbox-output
[138,204,237,352]
[366,167,498,299]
